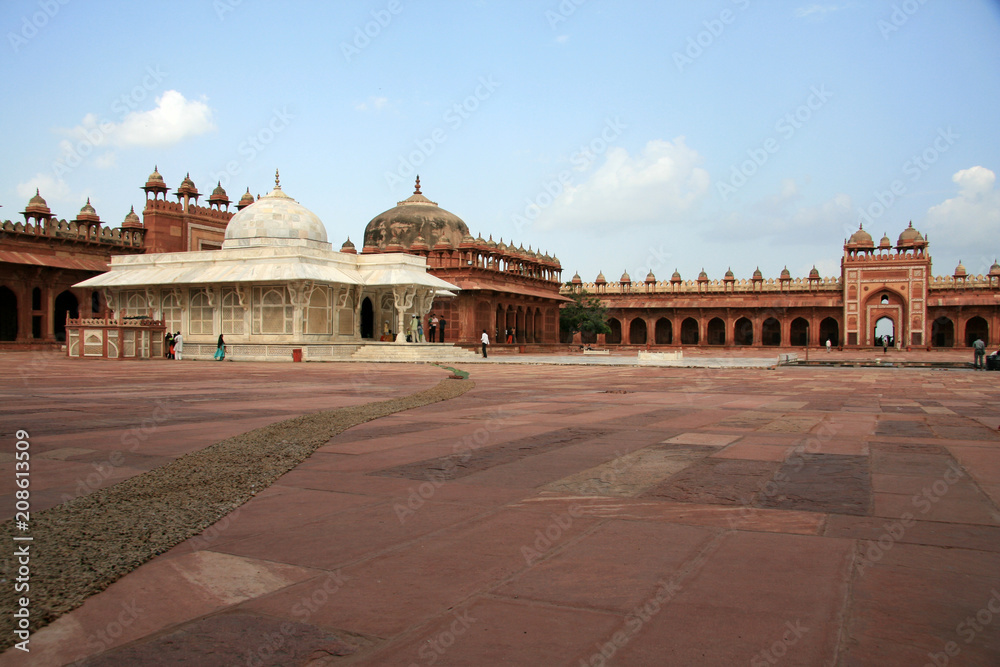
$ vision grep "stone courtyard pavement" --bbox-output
[2,354,1000,666]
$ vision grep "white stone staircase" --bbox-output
[350,342,480,362]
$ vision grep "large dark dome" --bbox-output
[363,177,470,250]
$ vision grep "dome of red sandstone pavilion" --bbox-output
[25,189,50,215]
[237,188,255,210]
[897,221,925,247]
[848,224,874,248]
[176,173,199,197]
[75,198,100,224]
[144,166,166,189]
[363,176,470,251]
[121,206,142,229]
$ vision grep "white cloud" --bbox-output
[924,166,1000,271]
[57,90,215,152]
[534,137,710,230]
[16,173,73,201]
[94,152,117,169]
[13,173,93,218]
[555,34,569,44]
[114,90,215,147]
[713,178,854,243]
[355,96,389,112]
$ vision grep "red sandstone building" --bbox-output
[361,178,567,345]
[5,168,997,352]
[567,223,1000,350]
[0,168,239,346]
[1,172,565,348]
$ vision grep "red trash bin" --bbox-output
[292,348,302,362]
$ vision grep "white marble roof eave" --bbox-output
[75,262,366,288]
[361,267,459,290]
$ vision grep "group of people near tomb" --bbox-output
[164,332,183,360]
[405,313,447,343]
[162,332,227,360]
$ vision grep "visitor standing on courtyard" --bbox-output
[173,332,184,360]
[438,317,447,343]
[417,318,425,343]
[429,313,438,342]
[215,334,226,361]
[973,337,986,369]
[481,329,489,358]
[165,332,173,359]
[826,339,832,352]
[409,315,419,343]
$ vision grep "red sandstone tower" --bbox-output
[140,167,234,253]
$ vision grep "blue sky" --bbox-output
[3,0,999,284]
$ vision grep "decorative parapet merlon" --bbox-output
[1,218,145,248]
[561,276,842,295]
[928,274,1000,290]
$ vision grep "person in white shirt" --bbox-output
[481,330,489,358]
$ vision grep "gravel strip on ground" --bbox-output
[0,377,474,650]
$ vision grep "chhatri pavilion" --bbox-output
[74,173,462,361]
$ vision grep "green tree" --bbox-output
[560,291,611,336]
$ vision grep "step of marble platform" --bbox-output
[350,343,480,362]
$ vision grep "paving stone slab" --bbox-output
[641,458,781,506]
[79,612,367,667]
[755,453,872,516]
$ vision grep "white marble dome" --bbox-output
[223,177,328,249]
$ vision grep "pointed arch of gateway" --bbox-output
[680,317,699,345]
[707,317,725,345]
[734,317,753,346]
[629,318,647,345]
[0,287,18,341]
[789,318,808,346]
[874,316,895,347]
[53,290,79,341]
[606,317,622,344]
[931,316,954,348]
[965,316,988,347]
[763,317,782,346]
[819,317,839,346]
[655,317,672,344]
